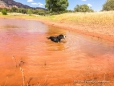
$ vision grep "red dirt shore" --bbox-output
[38,19,114,43]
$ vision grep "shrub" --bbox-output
[74,4,94,12]
[2,9,7,15]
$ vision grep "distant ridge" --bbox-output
[0,0,46,10]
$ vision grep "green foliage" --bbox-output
[103,0,114,11]
[0,7,49,16]
[37,10,45,15]
[45,0,69,13]
[67,10,74,12]
[10,7,27,14]
[2,8,7,15]
[0,8,2,12]
[32,9,48,15]
[20,8,27,14]
[27,9,32,15]
[11,7,18,12]
[74,4,94,12]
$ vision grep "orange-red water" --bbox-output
[0,19,114,86]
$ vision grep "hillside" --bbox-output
[0,0,8,8]
[0,0,46,10]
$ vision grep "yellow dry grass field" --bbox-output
[48,11,114,25]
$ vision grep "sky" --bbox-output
[14,0,107,11]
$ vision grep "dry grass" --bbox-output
[45,11,114,25]
[43,11,114,37]
[0,11,114,25]
[0,12,45,20]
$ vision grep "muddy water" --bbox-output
[0,18,114,86]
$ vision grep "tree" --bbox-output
[45,0,69,13]
[18,8,27,14]
[74,4,94,12]
[103,0,114,11]
[11,7,18,12]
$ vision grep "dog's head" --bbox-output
[58,34,66,39]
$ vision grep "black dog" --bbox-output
[47,34,66,43]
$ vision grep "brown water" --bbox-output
[0,19,114,86]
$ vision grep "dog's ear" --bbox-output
[59,34,63,36]
[58,34,66,39]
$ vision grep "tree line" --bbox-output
[0,0,114,15]
[0,7,49,15]
[45,0,114,12]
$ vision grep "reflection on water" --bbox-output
[0,18,114,85]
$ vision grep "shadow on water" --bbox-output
[0,18,114,85]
